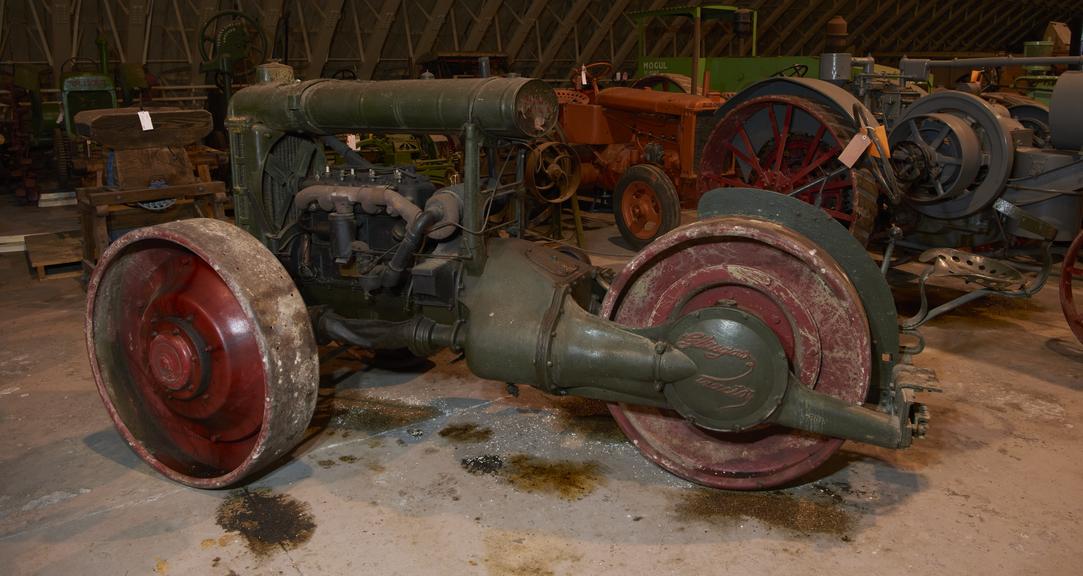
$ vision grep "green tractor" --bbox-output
[631,4,820,95]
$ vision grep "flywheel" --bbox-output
[525,141,581,204]
[888,91,1017,220]
[86,218,318,488]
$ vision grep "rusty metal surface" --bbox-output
[596,87,720,115]
[601,216,871,489]
[525,142,581,204]
[86,218,319,488]
[558,83,723,244]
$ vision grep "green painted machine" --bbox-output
[632,5,819,95]
[354,133,457,186]
[86,63,932,492]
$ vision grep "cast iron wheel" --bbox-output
[614,164,681,249]
[699,95,879,245]
[1061,230,1083,344]
[887,91,1015,220]
[601,216,873,489]
[199,10,269,84]
[1007,104,1051,149]
[86,218,319,488]
[525,141,581,204]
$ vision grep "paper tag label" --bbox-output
[838,133,871,168]
[137,110,153,131]
[581,68,588,86]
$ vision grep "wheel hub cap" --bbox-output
[664,307,789,432]
[146,317,209,398]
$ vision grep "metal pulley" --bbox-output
[888,91,1018,219]
[889,112,981,203]
[524,141,581,204]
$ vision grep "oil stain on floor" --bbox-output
[551,397,627,443]
[438,422,493,443]
[314,395,441,434]
[482,530,583,576]
[501,454,605,501]
[461,454,504,475]
[674,488,853,538]
[459,453,605,500]
[215,489,317,556]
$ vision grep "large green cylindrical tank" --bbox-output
[229,71,558,139]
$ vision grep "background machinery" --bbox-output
[85,64,930,491]
[199,10,269,150]
[699,49,1083,331]
[544,61,725,248]
[632,4,820,96]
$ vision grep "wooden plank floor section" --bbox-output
[25,230,82,280]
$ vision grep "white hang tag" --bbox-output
[838,132,870,168]
[581,68,588,86]
[137,110,154,131]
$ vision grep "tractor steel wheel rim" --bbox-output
[621,181,662,240]
[86,219,319,488]
[1061,231,1083,344]
[699,95,877,243]
[602,216,871,489]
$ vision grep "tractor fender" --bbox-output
[712,77,871,128]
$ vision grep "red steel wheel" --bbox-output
[86,218,319,488]
[615,163,682,249]
[601,216,872,489]
[1061,230,1083,344]
[699,95,878,245]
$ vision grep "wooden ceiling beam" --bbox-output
[576,0,634,65]
[611,0,668,70]
[531,0,592,77]
[505,0,547,64]
[414,0,455,59]
[761,1,823,57]
[462,0,502,51]
[356,0,400,79]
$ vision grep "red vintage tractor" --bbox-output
[535,62,726,248]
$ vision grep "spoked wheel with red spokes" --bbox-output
[1061,230,1083,344]
[699,95,879,244]
[602,213,874,489]
[86,218,319,488]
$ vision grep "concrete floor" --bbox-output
[1,205,1082,576]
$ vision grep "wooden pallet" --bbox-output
[0,234,27,254]
[25,230,82,280]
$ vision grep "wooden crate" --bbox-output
[77,181,229,276]
[25,230,83,280]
